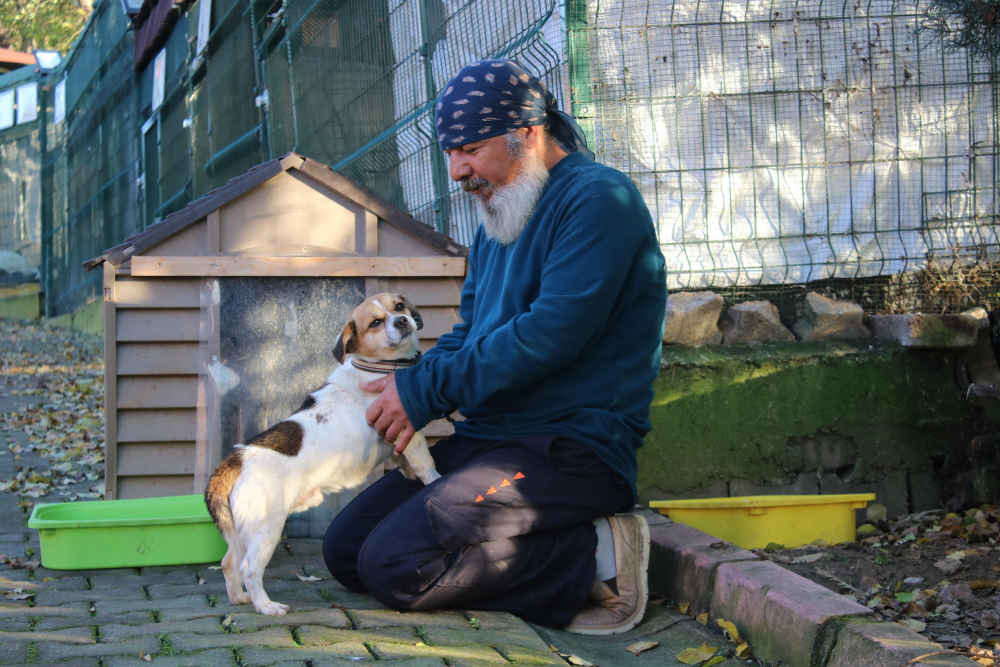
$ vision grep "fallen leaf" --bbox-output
[221,614,234,628]
[934,559,962,574]
[735,642,753,659]
[939,583,973,601]
[3,592,30,600]
[708,541,728,549]
[866,502,887,523]
[717,618,742,644]
[624,641,658,656]
[970,579,999,590]
[330,603,346,610]
[293,572,323,581]
[695,612,708,625]
[676,602,690,614]
[895,592,914,603]
[903,577,924,585]
[566,655,596,666]
[764,542,785,552]
[208,566,222,570]
[981,611,999,629]
[197,577,206,585]
[676,643,717,664]
[791,553,825,564]
[946,550,966,560]
[856,524,877,534]
[898,619,926,632]
[550,645,559,653]
[703,658,728,667]
[140,651,152,662]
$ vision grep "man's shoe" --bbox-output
[564,513,650,635]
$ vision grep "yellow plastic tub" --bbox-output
[649,493,876,549]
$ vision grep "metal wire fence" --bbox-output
[1,0,999,318]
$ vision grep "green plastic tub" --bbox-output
[28,494,228,570]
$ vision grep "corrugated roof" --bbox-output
[84,152,468,270]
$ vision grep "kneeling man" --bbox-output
[323,59,667,635]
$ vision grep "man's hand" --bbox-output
[361,373,415,454]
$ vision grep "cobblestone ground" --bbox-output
[0,320,737,667]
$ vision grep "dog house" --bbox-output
[85,153,467,534]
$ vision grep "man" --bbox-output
[323,59,666,634]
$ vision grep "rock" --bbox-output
[868,313,978,348]
[821,471,909,522]
[662,292,723,346]
[720,301,794,344]
[962,307,990,331]
[938,583,972,601]
[729,473,819,497]
[793,292,871,341]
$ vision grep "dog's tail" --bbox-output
[205,451,242,536]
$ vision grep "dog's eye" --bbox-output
[369,319,382,329]
[395,303,405,312]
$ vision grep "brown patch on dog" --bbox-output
[245,420,305,457]
[315,413,327,424]
[333,320,358,364]
[205,451,243,534]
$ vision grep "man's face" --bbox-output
[446,134,521,201]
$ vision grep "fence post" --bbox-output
[565,0,595,151]
[419,0,451,236]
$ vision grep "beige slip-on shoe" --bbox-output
[564,513,650,635]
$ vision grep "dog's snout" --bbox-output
[393,316,411,331]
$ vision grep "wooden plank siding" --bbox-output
[116,309,200,342]
[117,443,196,476]
[117,343,199,375]
[131,256,465,278]
[118,409,198,443]
[114,278,201,308]
[117,476,195,499]
[117,377,198,409]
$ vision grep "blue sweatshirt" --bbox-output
[395,152,667,501]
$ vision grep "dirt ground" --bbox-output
[765,504,1000,661]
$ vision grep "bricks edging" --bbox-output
[639,510,978,667]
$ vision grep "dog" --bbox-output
[204,293,441,615]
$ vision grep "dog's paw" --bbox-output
[255,601,290,616]
[229,592,252,605]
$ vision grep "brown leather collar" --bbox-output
[351,351,422,375]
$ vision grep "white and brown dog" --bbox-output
[205,293,441,615]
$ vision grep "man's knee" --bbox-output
[323,513,366,592]
[356,519,447,611]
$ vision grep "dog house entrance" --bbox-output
[196,277,372,537]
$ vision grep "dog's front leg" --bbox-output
[401,431,441,485]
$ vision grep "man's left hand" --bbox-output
[361,373,415,454]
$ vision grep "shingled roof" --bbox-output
[84,152,468,271]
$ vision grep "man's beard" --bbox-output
[462,153,550,245]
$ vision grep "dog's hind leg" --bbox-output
[221,539,251,605]
[240,518,289,616]
[401,432,441,485]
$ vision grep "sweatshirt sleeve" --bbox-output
[395,176,648,431]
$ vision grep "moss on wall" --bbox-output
[639,340,978,506]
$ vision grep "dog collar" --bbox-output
[351,352,422,375]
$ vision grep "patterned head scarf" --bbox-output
[435,59,595,160]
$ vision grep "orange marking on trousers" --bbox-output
[514,472,525,479]
[475,495,484,502]
[500,478,510,487]
[487,486,497,494]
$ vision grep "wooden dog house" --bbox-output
[85,153,467,527]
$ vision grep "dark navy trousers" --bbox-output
[323,434,633,627]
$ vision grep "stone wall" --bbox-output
[639,338,992,518]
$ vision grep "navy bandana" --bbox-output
[435,59,594,160]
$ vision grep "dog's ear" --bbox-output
[333,320,358,364]
[398,294,423,331]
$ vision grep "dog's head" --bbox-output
[333,293,423,364]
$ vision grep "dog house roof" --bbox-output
[84,152,467,271]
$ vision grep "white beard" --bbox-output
[474,154,550,245]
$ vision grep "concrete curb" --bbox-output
[640,510,978,667]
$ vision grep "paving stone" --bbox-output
[38,611,151,631]
[101,617,223,643]
[158,607,231,623]
[646,514,758,615]
[421,627,552,652]
[139,565,204,577]
[0,626,95,643]
[89,575,146,589]
[32,575,90,590]
[710,560,872,667]
[0,602,90,618]
[281,540,325,557]
[662,291,724,346]
[138,572,208,587]
[869,313,978,348]
[239,646,377,666]
[824,622,976,666]
[369,641,509,663]
[35,636,160,663]
[35,568,139,580]
[530,606,722,667]
[105,648,236,667]
[0,621,28,634]
[35,586,146,607]
[349,610,471,630]
[170,626,296,652]
[0,641,28,665]
[147,583,230,600]
[10,659,99,667]
[297,625,416,645]
[228,609,350,632]
[97,594,212,615]
[319,587,389,610]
